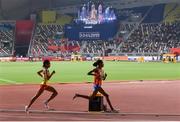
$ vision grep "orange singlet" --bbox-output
[93,68,104,86]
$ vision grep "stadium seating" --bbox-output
[30,24,63,56]
[29,21,180,57]
[0,23,15,57]
[142,4,165,23]
[118,4,165,23]
[56,15,73,25]
[118,21,180,54]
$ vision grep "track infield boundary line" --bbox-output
[0,78,21,84]
[0,109,180,116]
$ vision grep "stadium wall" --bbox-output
[0,56,180,62]
[1,55,180,62]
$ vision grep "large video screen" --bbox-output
[64,1,118,40]
[64,22,118,40]
[75,2,117,25]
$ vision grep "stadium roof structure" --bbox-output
[0,0,179,20]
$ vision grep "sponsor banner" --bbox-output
[79,32,100,39]
[15,20,34,56]
[103,56,128,61]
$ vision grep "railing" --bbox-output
[27,22,36,56]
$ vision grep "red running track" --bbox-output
[0,80,180,121]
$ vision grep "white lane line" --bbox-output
[0,78,21,84]
[0,109,180,116]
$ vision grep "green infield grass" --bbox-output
[0,61,179,85]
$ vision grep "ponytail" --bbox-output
[93,62,98,67]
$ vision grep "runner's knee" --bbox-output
[53,90,58,96]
